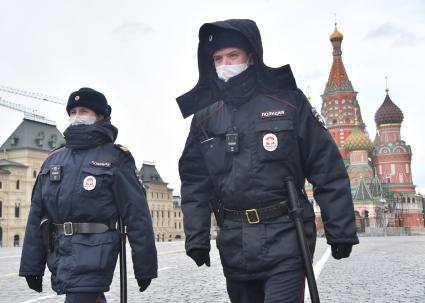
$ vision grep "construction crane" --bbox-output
[0,96,56,125]
[0,85,64,125]
[0,84,66,105]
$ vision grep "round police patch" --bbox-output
[263,133,278,151]
[83,176,96,191]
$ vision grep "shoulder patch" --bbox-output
[115,144,130,153]
[311,107,327,129]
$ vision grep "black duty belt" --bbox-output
[53,222,116,236]
[223,201,288,224]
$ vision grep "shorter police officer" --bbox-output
[177,19,359,302]
[19,88,157,303]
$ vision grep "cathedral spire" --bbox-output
[385,76,389,95]
[325,23,353,93]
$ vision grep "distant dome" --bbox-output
[345,126,374,151]
[330,26,343,41]
[374,93,404,126]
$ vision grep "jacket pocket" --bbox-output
[71,232,119,275]
[255,119,295,162]
[264,216,316,264]
[199,127,233,175]
[263,216,300,263]
[78,166,113,196]
[216,220,243,270]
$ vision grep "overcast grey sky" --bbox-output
[1,0,424,194]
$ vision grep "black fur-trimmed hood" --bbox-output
[176,19,298,118]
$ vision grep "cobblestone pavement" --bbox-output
[0,236,424,302]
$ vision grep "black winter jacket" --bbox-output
[19,121,157,294]
[177,19,358,279]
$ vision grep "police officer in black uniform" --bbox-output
[19,88,157,303]
[177,19,359,302]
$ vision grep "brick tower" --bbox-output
[373,89,415,193]
[320,24,366,161]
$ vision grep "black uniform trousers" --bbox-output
[226,269,305,303]
[64,293,107,303]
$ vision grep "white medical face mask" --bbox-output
[216,62,249,82]
[69,115,97,126]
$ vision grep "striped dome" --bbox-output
[345,126,374,151]
[375,94,404,126]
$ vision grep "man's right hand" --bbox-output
[25,276,42,292]
[188,249,210,267]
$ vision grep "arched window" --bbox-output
[33,170,37,178]
[16,180,20,190]
[14,235,20,247]
[15,203,20,218]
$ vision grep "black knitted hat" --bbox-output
[204,28,253,58]
[66,87,111,117]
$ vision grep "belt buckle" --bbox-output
[63,222,73,236]
[245,209,260,224]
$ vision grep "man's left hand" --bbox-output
[331,243,353,259]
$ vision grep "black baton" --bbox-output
[118,216,127,303]
[285,177,320,303]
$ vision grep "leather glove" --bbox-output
[331,243,353,260]
[188,249,210,267]
[25,276,42,292]
[137,278,152,292]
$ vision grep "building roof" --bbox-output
[0,159,27,168]
[374,92,404,126]
[140,162,165,183]
[0,167,11,175]
[370,174,384,199]
[353,178,373,201]
[0,118,65,152]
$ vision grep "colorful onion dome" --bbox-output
[374,92,404,126]
[345,126,374,151]
[330,25,343,41]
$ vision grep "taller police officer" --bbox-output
[177,19,359,302]
[19,88,157,303]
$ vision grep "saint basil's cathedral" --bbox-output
[306,25,424,232]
